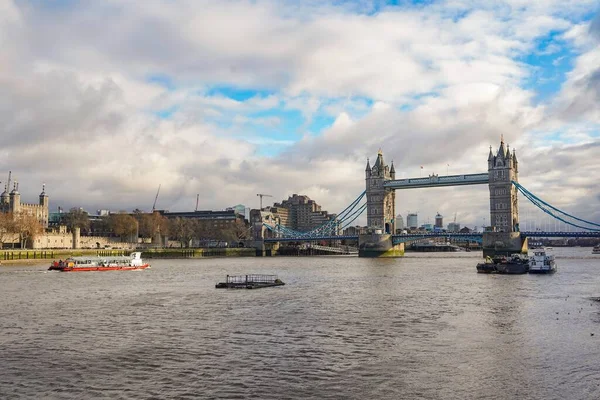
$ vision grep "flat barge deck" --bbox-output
[216,274,285,289]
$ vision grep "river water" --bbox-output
[1,249,599,399]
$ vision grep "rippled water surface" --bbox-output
[1,249,600,399]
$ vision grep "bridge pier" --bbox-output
[251,240,279,257]
[482,232,528,257]
[358,233,404,257]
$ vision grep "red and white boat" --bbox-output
[49,252,150,272]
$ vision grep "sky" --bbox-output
[1,0,600,228]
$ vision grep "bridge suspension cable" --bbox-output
[512,181,600,232]
[263,191,367,238]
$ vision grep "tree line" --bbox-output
[63,208,249,247]
[0,207,250,248]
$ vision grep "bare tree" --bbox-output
[64,208,90,231]
[13,213,43,248]
[109,214,138,241]
[169,218,195,248]
[0,212,16,248]
[137,212,170,239]
[215,219,250,243]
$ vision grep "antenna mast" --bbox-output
[195,194,199,212]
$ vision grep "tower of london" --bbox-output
[0,174,49,229]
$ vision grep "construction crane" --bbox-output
[256,193,273,210]
[152,184,161,212]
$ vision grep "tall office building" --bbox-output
[435,213,443,229]
[396,214,405,230]
[407,213,418,229]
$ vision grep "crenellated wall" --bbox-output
[32,232,134,250]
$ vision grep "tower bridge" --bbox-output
[361,137,521,256]
[256,136,600,257]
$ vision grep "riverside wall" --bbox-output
[0,247,256,264]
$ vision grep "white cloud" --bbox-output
[0,0,599,227]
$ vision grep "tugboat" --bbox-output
[476,256,498,273]
[476,254,529,274]
[528,248,557,273]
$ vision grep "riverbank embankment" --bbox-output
[0,248,256,266]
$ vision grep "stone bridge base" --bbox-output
[482,232,528,257]
[358,233,404,257]
[250,240,279,256]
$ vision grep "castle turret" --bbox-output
[39,184,49,228]
[0,184,8,206]
[9,181,21,214]
[39,184,48,207]
[365,158,371,178]
[390,161,396,180]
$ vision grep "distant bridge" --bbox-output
[263,231,600,245]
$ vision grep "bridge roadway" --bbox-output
[384,173,489,189]
[263,231,600,243]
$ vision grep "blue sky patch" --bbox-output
[206,85,275,102]
[521,31,576,103]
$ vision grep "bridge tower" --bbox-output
[360,150,403,257]
[365,150,396,234]
[488,136,519,232]
[483,136,527,257]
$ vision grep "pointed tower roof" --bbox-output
[40,183,47,197]
[488,146,493,161]
[374,149,384,169]
[512,148,518,163]
[365,158,371,171]
[390,161,395,174]
[496,135,507,159]
[1,184,8,199]
[506,144,512,159]
[10,181,18,195]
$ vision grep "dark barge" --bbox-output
[476,254,529,274]
[215,274,285,289]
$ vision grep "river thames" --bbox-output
[1,248,599,399]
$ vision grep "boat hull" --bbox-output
[49,264,150,272]
[215,282,285,289]
[528,266,557,274]
[476,263,497,273]
[495,263,528,274]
